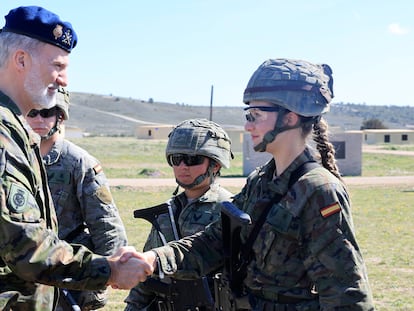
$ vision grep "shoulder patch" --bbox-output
[93,164,103,175]
[8,183,29,213]
[96,185,113,205]
[320,202,341,218]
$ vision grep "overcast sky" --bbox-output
[2,0,413,107]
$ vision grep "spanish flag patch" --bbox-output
[93,164,103,175]
[320,202,341,218]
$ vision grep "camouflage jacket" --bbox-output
[125,183,233,309]
[0,93,110,311]
[144,183,233,250]
[154,149,375,310]
[44,137,127,255]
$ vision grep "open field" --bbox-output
[70,137,414,310]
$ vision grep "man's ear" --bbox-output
[13,50,29,71]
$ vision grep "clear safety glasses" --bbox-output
[244,106,281,123]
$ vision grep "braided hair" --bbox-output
[312,118,342,180]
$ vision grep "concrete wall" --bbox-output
[135,124,244,152]
[136,124,174,140]
[363,129,414,145]
[243,131,363,177]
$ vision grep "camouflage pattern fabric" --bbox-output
[153,148,375,310]
[124,183,233,310]
[44,137,128,310]
[0,93,110,310]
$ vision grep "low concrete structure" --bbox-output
[243,130,363,176]
[363,129,414,145]
[136,124,244,152]
[136,124,174,140]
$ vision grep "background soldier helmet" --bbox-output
[243,58,334,117]
[166,118,233,168]
[56,87,69,120]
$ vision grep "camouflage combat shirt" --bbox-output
[44,137,127,255]
[0,93,110,311]
[154,148,375,310]
[125,183,233,309]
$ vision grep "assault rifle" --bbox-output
[134,203,214,311]
[214,201,251,311]
[60,289,81,311]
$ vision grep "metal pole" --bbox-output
[209,85,214,121]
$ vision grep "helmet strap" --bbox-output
[253,109,303,152]
[175,160,215,189]
[40,115,62,141]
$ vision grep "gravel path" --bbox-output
[109,146,414,188]
[109,175,414,188]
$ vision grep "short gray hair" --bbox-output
[0,32,44,67]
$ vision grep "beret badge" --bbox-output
[53,24,63,39]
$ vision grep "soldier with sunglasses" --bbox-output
[124,118,234,311]
[25,88,128,311]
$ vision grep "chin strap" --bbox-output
[175,160,217,189]
[254,109,289,152]
[40,117,62,141]
[254,110,319,152]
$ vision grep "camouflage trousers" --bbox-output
[56,288,108,311]
[249,296,320,311]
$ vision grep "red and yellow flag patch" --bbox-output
[93,164,103,175]
[320,202,341,218]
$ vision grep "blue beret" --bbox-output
[1,6,77,52]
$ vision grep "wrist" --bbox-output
[150,250,164,279]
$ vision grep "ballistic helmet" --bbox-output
[166,119,233,168]
[56,87,69,120]
[243,58,334,117]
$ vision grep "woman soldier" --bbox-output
[133,59,374,311]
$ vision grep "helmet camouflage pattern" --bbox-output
[243,58,334,117]
[56,87,69,120]
[166,119,232,168]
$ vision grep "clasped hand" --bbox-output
[106,246,156,289]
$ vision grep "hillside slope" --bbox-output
[66,92,414,136]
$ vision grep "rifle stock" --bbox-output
[214,201,252,310]
[60,289,81,311]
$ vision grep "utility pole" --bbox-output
[209,85,214,121]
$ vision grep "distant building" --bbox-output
[135,124,244,152]
[65,125,84,139]
[243,131,363,176]
[136,124,174,140]
[363,129,414,145]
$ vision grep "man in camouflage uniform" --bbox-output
[25,88,128,310]
[124,119,234,311]
[0,5,151,310]
[134,59,375,310]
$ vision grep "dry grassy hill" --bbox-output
[66,92,414,136]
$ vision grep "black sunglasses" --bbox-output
[167,154,206,167]
[27,107,59,118]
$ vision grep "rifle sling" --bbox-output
[240,161,319,265]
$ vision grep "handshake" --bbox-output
[106,247,158,290]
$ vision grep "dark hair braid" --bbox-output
[312,118,342,180]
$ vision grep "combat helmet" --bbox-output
[56,87,70,120]
[166,118,233,169]
[243,58,334,152]
[243,58,334,117]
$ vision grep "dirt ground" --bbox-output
[109,175,414,188]
[109,146,414,188]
